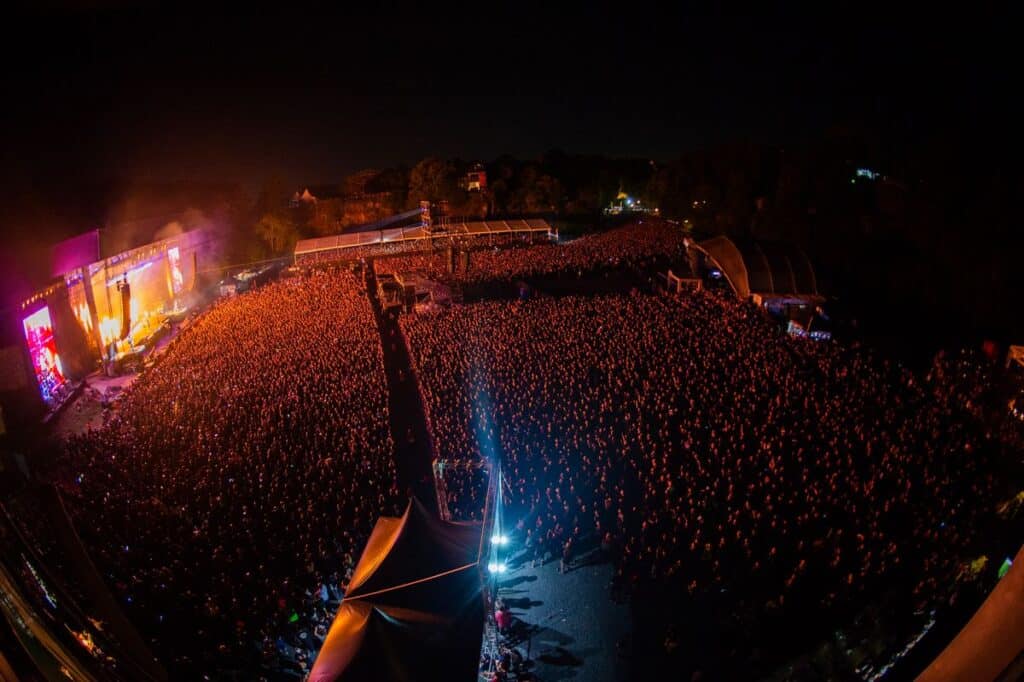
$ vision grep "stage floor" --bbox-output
[48,316,191,441]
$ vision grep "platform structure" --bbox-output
[294,218,554,263]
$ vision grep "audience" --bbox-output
[380,221,689,284]
[401,288,1001,662]
[51,269,400,677]
[25,221,1010,679]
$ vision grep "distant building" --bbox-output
[462,164,487,192]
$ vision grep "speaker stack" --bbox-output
[117,279,132,340]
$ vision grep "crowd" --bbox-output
[18,218,1012,678]
[49,269,401,678]
[401,288,1004,671]
[435,460,489,521]
[379,220,690,284]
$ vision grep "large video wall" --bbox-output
[22,307,66,404]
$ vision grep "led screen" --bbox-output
[22,307,66,403]
[168,246,184,294]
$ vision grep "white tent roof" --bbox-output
[294,219,551,257]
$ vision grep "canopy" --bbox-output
[1007,345,1024,369]
[696,236,820,300]
[919,544,1024,681]
[309,498,484,681]
[294,219,552,257]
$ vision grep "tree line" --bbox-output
[238,133,1017,352]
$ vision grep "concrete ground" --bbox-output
[48,373,133,439]
[494,546,632,681]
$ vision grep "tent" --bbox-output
[918,543,1024,681]
[695,236,820,301]
[309,498,484,682]
[1007,345,1024,369]
[293,219,552,260]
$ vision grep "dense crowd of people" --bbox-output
[18,219,1014,679]
[435,460,489,521]
[378,221,690,284]
[50,269,401,677]
[401,288,1005,671]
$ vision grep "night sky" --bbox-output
[1,4,1011,193]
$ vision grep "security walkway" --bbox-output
[364,263,440,516]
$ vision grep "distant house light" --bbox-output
[855,168,880,181]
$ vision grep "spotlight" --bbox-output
[487,561,508,574]
[491,533,509,546]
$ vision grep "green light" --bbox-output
[998,558,1012,579]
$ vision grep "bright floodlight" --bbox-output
[491,533,509,546]
[487,561,499,573]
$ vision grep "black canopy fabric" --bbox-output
[309,498,484,681]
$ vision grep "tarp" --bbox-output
[918,544,1024,682]
[1007,345,1024,369]
[309,498,483,682]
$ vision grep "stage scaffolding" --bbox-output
[294,219,554,261]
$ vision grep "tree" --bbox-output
[366,166,411,211]
[526,174,563,214]
[255,174,290,217]
[254,213,299,255]
[408,157,458,205]
[489,178,511,215]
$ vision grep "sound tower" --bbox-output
[437,200,449,230]
[420,200,432,230]
[459,249,469,272]
[117,279,131,340]
[446,245,456,274]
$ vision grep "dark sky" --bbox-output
[0,3,1013,192]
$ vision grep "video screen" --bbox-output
[22,306,66,404]
[168,246,184,294]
